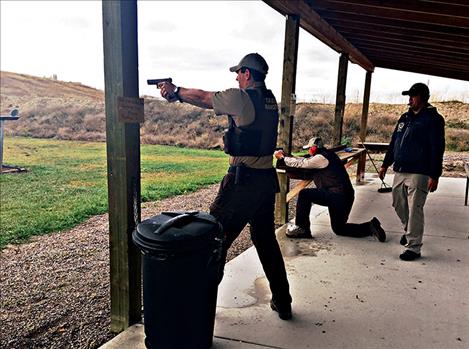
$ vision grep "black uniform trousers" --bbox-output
[296,188,372,237]
[210,169,292,306]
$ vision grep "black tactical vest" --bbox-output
[310,149,354,195]
[223,87,278,157]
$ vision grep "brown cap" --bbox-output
[229,53,269,75]
[402,83,430,100]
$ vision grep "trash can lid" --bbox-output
[133,211,223,252]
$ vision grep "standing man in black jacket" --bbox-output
[158,53,292,320]
[379,83,445,261]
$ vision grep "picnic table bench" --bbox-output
[276,147,366,203]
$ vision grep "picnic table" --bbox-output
[277,147,366,203]
[357,142,389,152]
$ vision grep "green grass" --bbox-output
[0,137,228,248]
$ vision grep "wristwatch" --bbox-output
[174,86,182,103]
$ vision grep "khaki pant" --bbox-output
[392,172,429,253]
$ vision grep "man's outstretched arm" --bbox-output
[178,87,214,109]
[158,81,214,109]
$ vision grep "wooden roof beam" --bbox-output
[342,31,469,51]
[263,0,374,72]
[330,21,469,46]
[321,0,469,19]
[310,0,469,28]
[362,48,469,70]
[373,60,469,81]
[355,41,469,62]
[319,10,469,37]
[368,54,469,74]
[360,46,469,64]
[349,37,469,55]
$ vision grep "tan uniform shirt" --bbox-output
[212,82,274,169]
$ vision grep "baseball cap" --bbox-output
[402,83,430,99]
[303,137,324,149]
[229,53,269,75]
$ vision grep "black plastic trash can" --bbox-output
[132,211,224,349]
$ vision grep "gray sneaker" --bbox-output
[285,224,312,239]
[370,217,386,242]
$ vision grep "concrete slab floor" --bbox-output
[99,324,272,349]
[100,176,468,349]
[215,176,469,349]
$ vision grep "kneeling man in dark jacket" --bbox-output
[275,137,386,242]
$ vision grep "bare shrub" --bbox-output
[293,103,335,149]
[84,113,105,132]
[2,72,468,152]
[76,131,105,142]
[446,129,469,151]
[56,127,74,140]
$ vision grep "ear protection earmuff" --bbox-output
[308,145,318,156]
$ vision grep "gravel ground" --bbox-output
[0,184,254,349]
[1,153,466,349]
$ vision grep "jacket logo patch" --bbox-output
[397,122,405,132]
[264,98,278,110]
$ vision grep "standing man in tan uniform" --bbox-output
[158,53,292,320]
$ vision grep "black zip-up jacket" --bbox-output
[382,104,445,179]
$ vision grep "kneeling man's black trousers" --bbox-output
[296,188,372,237]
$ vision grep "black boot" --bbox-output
[270,299,292,320]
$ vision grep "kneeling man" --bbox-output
[275,137,386,242]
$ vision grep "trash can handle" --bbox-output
[154,213,193,235]
[155,212,220,236]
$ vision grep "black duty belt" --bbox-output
[227,165,275,184]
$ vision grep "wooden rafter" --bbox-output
[310,0,469,28]
[264,0,469,81]
[263,0,374,72]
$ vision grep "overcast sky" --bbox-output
[1,0,468,103]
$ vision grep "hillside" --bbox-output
[1,71,468,151]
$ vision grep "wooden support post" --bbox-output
[358,71,372,182]
[102,0,142,333]
[275,14,300,225]
[333,53,349,146]
[360,71,372,142]
[356,150,367,184]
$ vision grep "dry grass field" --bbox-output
[1,70,468,152]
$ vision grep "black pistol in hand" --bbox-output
[147,78,172,87]
[148,78,179,103]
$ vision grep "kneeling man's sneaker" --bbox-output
[399,250,421,261]
[270,299,292,320]
[370,217,386,242]
[285,224,312,239]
